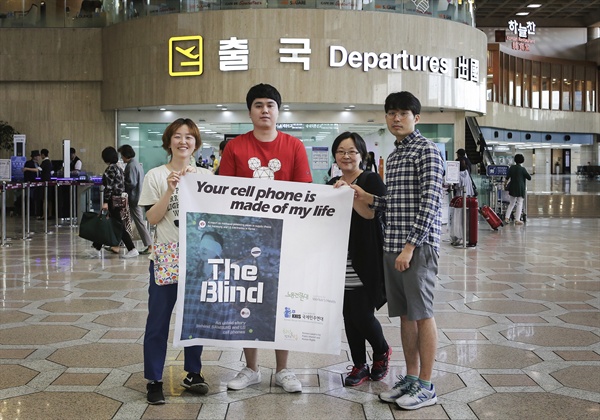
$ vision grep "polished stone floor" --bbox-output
[0,175,599,419]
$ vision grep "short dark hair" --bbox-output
[219,139,230,153]
[101,146,119,164]
[162,118,201,156]
[118,144,135,159]
[456,148,466,157]
[30,150,40,158]
[246,83,282,110]
[384,91,421,116]
[70,147,76,155]
[514,154,525,164]
[41,148,49,157]
[331,132,368,166]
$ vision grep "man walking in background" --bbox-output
[118,144,152,254]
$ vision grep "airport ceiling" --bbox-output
[475,0,600,28]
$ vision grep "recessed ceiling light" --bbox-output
[216,104,223,108]
[527,4,542,8]
[221,107,228,111]
[159,107,166,111]
[516,12,529,16]
[348,105,355,109]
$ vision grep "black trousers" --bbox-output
[343,286,388,366]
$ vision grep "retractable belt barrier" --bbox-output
[0,178,102,246]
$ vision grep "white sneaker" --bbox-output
[395,382,437,410]
[379,375,416,403]
[227,367,261,390]
[274,369,302,393]
[121,249,139,259]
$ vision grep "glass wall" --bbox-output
[0,0,476,28]
[487,44,598,113]
[117,121,454,184]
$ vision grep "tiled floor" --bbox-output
[1,174,599,419]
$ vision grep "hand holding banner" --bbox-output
[175,174,353,355]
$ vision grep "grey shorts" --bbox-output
[383,244,438,320]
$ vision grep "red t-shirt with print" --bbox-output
[219,131,312,182]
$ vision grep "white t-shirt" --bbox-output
[139,165,212,246]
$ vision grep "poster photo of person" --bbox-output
[181,213,283,343]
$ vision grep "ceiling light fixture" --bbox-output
[527,4,542,8]
[516,12,529,16]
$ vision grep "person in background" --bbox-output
[456,148,471,174]
[351,91,444,411]
[138,118,213,405]
[118,144,152,255]
[504,153,531,225]
[364,151,377,173]
[219,83,311,393]
[38,149,54,219]
[329,132,390,387]
[70,147,83,176]
[455,158,474,197]
[213,139,230,175]
[93,146,138,259]
[23,150,42,217]
[209,154,217,171]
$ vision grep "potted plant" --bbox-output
[0,121,19,157]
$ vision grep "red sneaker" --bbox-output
[370,347,392,381]
[344,364,370,386]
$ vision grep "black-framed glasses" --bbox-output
[335,151,360,157]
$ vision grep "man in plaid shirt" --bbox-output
[351,92,444,411]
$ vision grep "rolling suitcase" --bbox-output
[449,196,478,247]
[479,205,503,230]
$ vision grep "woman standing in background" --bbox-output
[504,153,531,225]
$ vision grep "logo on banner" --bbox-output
[169,35,203,76]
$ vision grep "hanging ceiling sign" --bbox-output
[506,20,536,52]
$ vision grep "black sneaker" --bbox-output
[181,372,209,394]
[344,364,370,387]
[146,381,165,405]
[370,346,392,381]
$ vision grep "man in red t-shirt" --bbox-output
[220,83,312,393]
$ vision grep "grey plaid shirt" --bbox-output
[372,130,444,254]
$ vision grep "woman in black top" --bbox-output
[328,132,390,387]
[93,147,138,258]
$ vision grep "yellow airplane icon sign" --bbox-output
[169,36,203,76]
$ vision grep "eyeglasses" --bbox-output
[335,150,360,157]
[386,111,412,119]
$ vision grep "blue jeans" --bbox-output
[144,261,203,381]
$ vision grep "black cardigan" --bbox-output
[328,171,387,309]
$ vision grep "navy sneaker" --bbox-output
[344,364,370,387]
[370,347,392,381]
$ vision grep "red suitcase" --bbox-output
[479,205,503,230]
[449,196,478,247]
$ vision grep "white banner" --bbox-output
[174,174,352,355]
